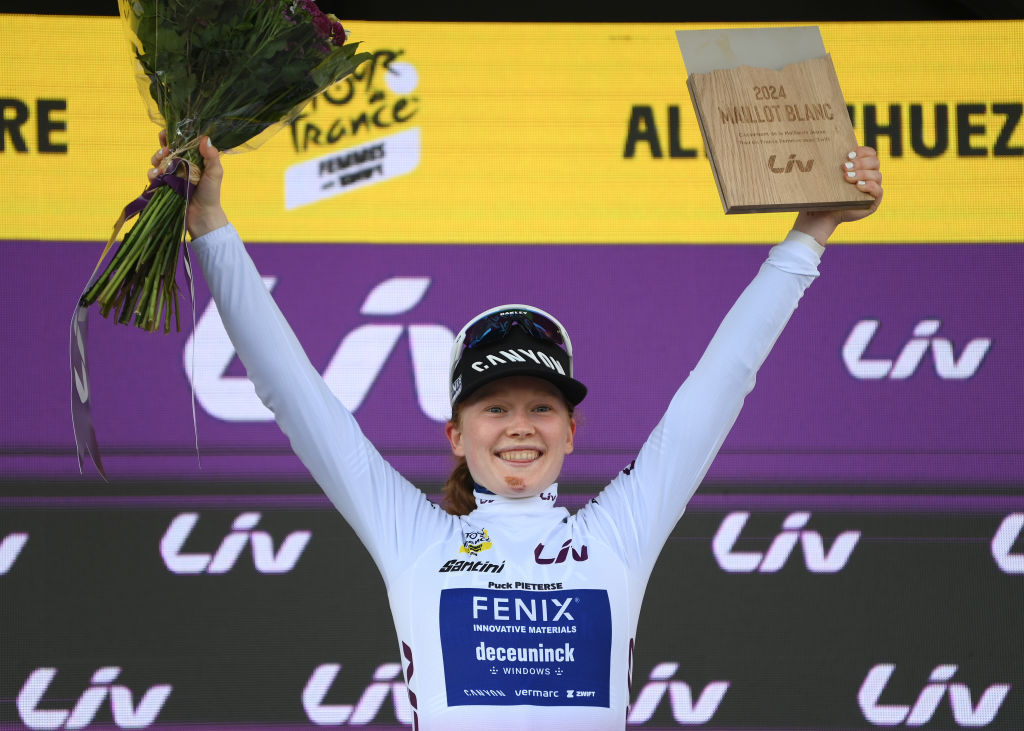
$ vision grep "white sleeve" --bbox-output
[575,230,823,572]
[191,224,454,583]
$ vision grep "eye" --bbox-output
[534,404,552,413]
[485,405,505,414]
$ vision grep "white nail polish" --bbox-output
[847,171,856,178]
[857,180,866,186]
[848,151,857,159]
[844,161,854,169]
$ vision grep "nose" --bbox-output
[505,408,536,438]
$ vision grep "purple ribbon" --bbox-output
[70,156,199,480]
[124,157,198,220]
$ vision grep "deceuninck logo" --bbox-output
[285,48,421,209]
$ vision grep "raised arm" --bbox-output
[153,136,454,579]
[576,146,883,569]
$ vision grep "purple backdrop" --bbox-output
[2,239,1021,484]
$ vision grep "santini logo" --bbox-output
[18,667,172,730]
[992,513,1024,574]
[768,153,814,173]
[627,662,729,725]
[712,512,860,573]
[185,276,453,423]
[160,512,311,574]
[843,319,991,380]
[1,532,28,575]
[303,663,414,725]
[858,664,1011,727]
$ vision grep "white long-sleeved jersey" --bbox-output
[192,225,823,731]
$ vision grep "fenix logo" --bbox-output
[160,512,311,574]
[858,664,1011,727]
[626,662,729,725]
[18,667,172,730]
[1,532,28,574]
[712,512,860,573]
[843,319,991,380]
[184,276,453,422]
[992,513,1024,574]
[303,663,414,725]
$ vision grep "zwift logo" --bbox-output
[712,512,860,573]
[160,512,311,574]
[843,319,991,380]
[18,667,172,730]
[184,276,453,423]
[858,664,1011,727]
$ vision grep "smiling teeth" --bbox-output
[501,450,540,461]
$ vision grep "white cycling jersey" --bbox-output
[193,224,824,731]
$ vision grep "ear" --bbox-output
[564,416,576,455]
[445,420,465,457]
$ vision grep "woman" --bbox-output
[154,133,882,730]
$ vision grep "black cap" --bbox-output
[450,326,587,407]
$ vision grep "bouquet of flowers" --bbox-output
[79,0,371,332]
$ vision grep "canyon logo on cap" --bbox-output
[448,304,587,407]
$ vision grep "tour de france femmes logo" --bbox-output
[460,529,493,556]
[284,47,421,209]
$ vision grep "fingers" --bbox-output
[841,146,883,197]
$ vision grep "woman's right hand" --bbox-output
[149,130,228,239]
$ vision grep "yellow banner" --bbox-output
[2,16,1022,243]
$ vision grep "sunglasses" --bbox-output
[451,304,575,378]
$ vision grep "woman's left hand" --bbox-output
[793,145,883,245]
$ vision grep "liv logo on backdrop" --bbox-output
[160,512,311,574]
[184,276,453,423]
[842,319,991,380]
[992,513,1024,574]
[626,662,729,725]
[712,512,860,573]
[0,532,28,575]
[302,663,413,725]
[18,667,172,730]
[858,664,1011,727]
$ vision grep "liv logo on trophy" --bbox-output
[677,26,874,213]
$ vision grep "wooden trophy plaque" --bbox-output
[678,27,874,214]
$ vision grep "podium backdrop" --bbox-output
[2,16,1022,730]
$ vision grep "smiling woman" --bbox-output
[152,105,882,727]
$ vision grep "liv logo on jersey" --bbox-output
[858,664,1011,727]
[160,512,311,574]
[302,662,414,725]
[991,513,1024,574]
[184,276,453,422]
[842,319,991,380]
[460,529,493,556]
[17,667,172,730]
[440,588,612,708]
[626,662,730,725]
[0,532,28,575]
[534,539,589,565]
[712,512,860,573]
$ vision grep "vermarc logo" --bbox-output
[160,512,311,574]
[185,276,454,423]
